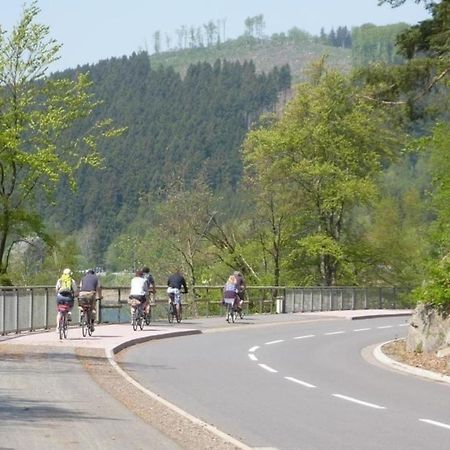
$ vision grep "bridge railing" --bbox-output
[0,285,413,335]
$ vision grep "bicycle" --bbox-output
[129,298,146,331]
[225,301,236,323]
[57,303,71,339]
[79,300,95,337]
[167,291,184,323]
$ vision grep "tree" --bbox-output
[0,2,122,282]
[244,68,404,285]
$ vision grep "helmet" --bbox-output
[63,268,72,276]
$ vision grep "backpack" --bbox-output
[59,274,74,293]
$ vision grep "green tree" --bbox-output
[244,68,404,285]
[0,2,122,282]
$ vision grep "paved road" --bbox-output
[119,315,450,450]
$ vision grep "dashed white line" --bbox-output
[377,325,393,329]
[332,394,386,410]
[325,331,345,335]
[284,376,316,388]
[248,353,258,361]
[419,419,450,430]
[353,328,371,332]
[265,339,285,345]
[294,334,315,340]
[398,323,409,327]
[249,346,260,352]
[258,364,278,373]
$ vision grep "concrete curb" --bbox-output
[109,329,202,354]
[373,340,450,385]
[106,333,252,450]
[350,313,412,321]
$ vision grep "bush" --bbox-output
[413,255,450,314]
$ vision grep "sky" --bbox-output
[1,0,432,72]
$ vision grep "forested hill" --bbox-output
[46,52,290,253]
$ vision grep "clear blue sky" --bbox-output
[1,0,432,72]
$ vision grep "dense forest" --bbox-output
[2,1,448,294]
[41,53,291,261]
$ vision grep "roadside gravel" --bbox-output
[382,339,450,376]
[76,347,245,450]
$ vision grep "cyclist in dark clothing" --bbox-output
[167,270,188,317]
[167,271,188,291]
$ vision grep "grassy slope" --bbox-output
[149,37,352,82]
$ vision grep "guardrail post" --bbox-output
[44,288,49,330]
[1,290,5,335]
[351,288,355,310]
[29,288,34,331]
[319,289,323,311]
[379,287,383,309]
[15,288,20,333]
[364,288,368,309]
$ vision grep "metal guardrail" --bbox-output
[0,285,413,335]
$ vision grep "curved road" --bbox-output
[120,316,450,450]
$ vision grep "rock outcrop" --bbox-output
[407,303,450,354]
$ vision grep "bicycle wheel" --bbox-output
[59,315,64,340]
[138,309,144,330]
[87,311,93,336]
[81,311,88,337]
[226,305,232,323]
[63,314,68,338]
[132,311,138,331]
[168,303,174,323]
[176,304,182,323]
[145,307,151,325]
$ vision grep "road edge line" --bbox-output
[373,340,450,385]
[105,333,252,450]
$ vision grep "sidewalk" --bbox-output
[0,309,413,354]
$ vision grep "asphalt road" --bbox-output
[120,316,450,450]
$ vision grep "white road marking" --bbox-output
[248,353,258,361]
[284,376,317,388]
[258,364,278,373]
[294,334,315,339]
[398,323,409,327]
[419,419,450,430]
[377,325,393,329]
[353,328,371,332]
[265,339,285,345]
[324,331,345,335]
[332,394,386,409]
[249,346,260,352]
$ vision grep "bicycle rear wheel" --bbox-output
[138,310,144,330]
[176,304,182,323]
[168,303,174,323]
[59,315,64,340]
[87,311,93,336]
[132,311,138,331]
[63,315,68,338]
[81,312,88,337]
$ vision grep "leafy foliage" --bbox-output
[0,2,121,281]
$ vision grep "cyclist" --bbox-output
[223,274,239,320]
[55,268,77,330]
[233,270,246,317]
[167,269,188,318]
[142,266,155,318]
[78,269,102,330]
[129,270,148,321]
